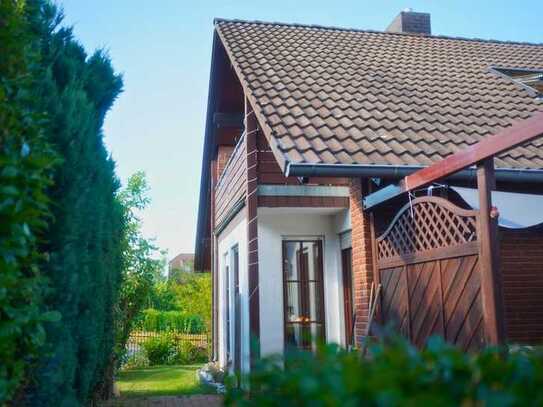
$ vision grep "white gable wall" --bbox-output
[216,208,249,374]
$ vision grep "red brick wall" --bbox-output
[350,178,375,345]
[217,145,234,180]
[500,228,543,344]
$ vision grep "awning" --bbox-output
[452,187,543,229]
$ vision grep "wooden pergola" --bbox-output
[364,111,543,347]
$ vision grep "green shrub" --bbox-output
[136,309,205,334]
[1,1,124,404]
[24,4,125,404]
[178,341,208,365]
[142,334,209,366]
[0,2,59,402]
[226,336,543,406]
[122,352,149,370]
[143,334,178,366]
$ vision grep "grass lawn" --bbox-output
[116,364,215,398]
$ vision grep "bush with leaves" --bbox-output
[226,336,543,406]
[1,1,127,404]
[20,2,125,405]
[141,333,208,366]
[0,1,59,403]
[122,352,149,370]
[171,271,212,332]
[147,280,179,311]
[143,334,178,366]
[178,341,208,365]
[106,171,165,387]
[135,309,205,334]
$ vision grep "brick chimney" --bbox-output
[386,8,431,35]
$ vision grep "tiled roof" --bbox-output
[169,253,194,266]
[215,19,543,171]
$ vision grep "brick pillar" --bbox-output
[350,178,375,345]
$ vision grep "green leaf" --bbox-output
[41,311,62,323]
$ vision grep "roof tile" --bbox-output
[217,19,543,170]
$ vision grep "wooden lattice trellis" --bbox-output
[377,196,478,262]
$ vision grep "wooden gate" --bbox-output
[374,196,486,351]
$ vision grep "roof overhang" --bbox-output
[194,30,221,272]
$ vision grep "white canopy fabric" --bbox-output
[452,187,543,229]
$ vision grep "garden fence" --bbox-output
[126,330,209,357]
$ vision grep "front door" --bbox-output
[283,240,325,351]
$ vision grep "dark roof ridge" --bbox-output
[213,17,543,47]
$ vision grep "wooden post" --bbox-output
[477,158,505,345]
[245,98,260,364]
[368,179,381,326]
[210,159,219,361]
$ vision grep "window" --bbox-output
[224,256,231,365]
[283,240,325,351]
[232,246,241,373]
[491,67,543,98]
[224,246,241,372]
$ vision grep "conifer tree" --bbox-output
[22,3,125,405]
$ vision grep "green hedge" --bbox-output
[135,309,206,334]
[142,333,208,366]
[226,336,543,406]
[0,1,58,402]
[20,2,124,405]
[1,2,125,405]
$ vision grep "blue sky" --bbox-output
[60,0,542,260]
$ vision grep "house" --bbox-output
[168,253,195,279]
[194,10,543,374]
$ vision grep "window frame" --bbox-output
[224,253,231,365]
[490,66,543,100]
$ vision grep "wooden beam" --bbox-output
[210,159,219,361]
[364,111,543,209]
[245,98,261,365]
[213,112,244,128]
[476,159,506,345]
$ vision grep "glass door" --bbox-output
[283,240,325,351]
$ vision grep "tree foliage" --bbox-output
[142,272,212,333]
[134,309,205,334]
[19,2,125,405]
[1,3,187,405]
[113,171,164,370]
[172,272,212,332]
[0,1,58,402]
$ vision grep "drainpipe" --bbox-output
[285,162,543,184]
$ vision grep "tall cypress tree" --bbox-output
[22,3,125,405]
[0,1,58,403]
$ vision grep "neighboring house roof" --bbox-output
[215,19,543,172]
[169,253,194,268]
